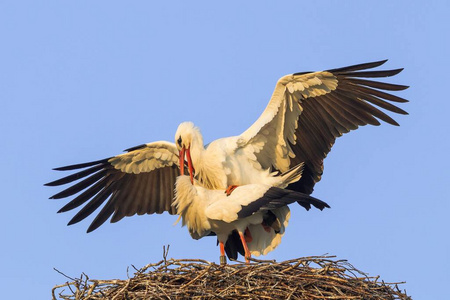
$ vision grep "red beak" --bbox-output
[179,146,194,184]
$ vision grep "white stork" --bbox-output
[173,163,329,264]
[46,60,408,260]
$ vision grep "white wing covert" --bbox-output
[238,72,338,172]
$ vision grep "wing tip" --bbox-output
[389,68,404,76]
[86,220,106,233]
[387,118,400,126]
[67,219,78,226]
[53,166,76,171]
[123,144,148,152]
[51,158,110,171]
[327,59,391,74]
[371,59,389,67]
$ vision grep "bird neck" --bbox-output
[189,132,205,172]
[189,128,228,189]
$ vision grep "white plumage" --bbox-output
[46,60,408,261]
[173,176,289,262]
[172,163,329,263]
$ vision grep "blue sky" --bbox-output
[1,1,449,299]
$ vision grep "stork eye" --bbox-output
[177,136,182,146]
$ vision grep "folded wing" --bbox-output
[205,185,329,223]
[236,187,330,219]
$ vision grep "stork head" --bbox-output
[175,122,202,184]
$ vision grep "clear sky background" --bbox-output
[1,1,449,299]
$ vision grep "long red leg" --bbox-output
[238,231,251,263]
[219,241,227,265]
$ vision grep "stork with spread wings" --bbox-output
[46,60,408,261]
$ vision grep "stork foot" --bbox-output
[245,255,251,264]
[225,185,239,196]
[220,255,227,265]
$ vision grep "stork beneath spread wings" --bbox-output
[173,163,329,264]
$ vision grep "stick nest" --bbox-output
[53,253,410,299]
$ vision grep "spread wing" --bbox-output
[238,60,408,194]
[46,141,181,232]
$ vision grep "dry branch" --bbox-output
[53,255,410,299]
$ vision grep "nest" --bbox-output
[53,249,410,299]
